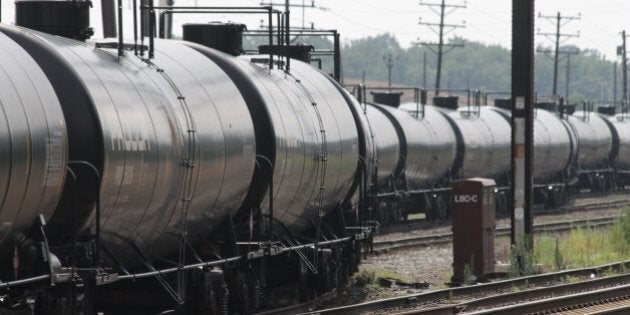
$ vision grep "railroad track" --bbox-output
[372,216,617,252]
[304,260,630,314]
[252,290,337,315]
[379,197,630,234]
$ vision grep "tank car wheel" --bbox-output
[317,258,332,293]
[232,272,250,314]
[377,201,391,227]
[298,260,312,302]
[431,195,448,220]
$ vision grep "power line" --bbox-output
[536,11,580,96]
[418,0,466,95]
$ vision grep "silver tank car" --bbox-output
[365,104,400,189]
[566,111,613,170]
[0,32,67,254]
[601,114,630,171]
[184,46,360,233]
[337,87,376,204]
[0,25,256,264]
[441,107,511,180]
[489,107,575,182]
[374,103,457,190]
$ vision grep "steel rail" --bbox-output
[372,216,617,252]
[305,260,630,314]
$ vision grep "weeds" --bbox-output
[353,268,411,290]
[532,208,630,272]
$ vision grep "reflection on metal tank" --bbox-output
[331,85,376,204]
[567,111,613,169]
[442,107,511,180]
[189,50,359,232]
[0,25,256,263]
[376,103,457,190]
[365,104,400,188]
[489,107,574,182]
[0,32,67,253]
[603,114,630,171]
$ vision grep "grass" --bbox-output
[527,209,630,272]
[353,268,412,290]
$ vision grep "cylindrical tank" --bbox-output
[601,114,630,169]
[365,104,400,189]
[377,103,457,190]
[185,46,359,232]
[0,32,67,256]
[441,107,511,180]
[0,25,256,264]
[566,111,613,170]
[15,0,93,41]
[490,107,575,182]
[332,86,376,204]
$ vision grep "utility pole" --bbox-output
[512,0,535,273]
[383,53,398,90]
[621,31,628,111]
[613,61,617,106]
[261,0,316,29]
[423,50,427,88]
[537,12,580,96]
[563,52,578,100]
[418,0,466,95]
[101,0,117,37]
[565,54,570,100]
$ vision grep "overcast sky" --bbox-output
[1,0,629,59]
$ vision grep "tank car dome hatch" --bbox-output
[0,31,68,261]
[258,44,315,63]
[182,22,246,56]
[0,24,256,265]
[494,98,511,110]
[433,96,459,110]
[535,102,558,112]
[371,91,403,108]
[597,105,616,116]
[15,0,94,41]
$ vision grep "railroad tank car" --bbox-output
[184,44,360,232]
[566,110,614,191]
[489,106,577,208]
[489,107,576,183]
[600,113,630,186]
[0,31,68,261]
[0,24,257,265]
[439,107,511,181]
[367,102,456,220]
[370,103,457,190]
[364,104,400,190]
[0,3,375,313]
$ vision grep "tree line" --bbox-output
[247,33,619,105]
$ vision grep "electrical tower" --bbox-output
[537,12,580,97]
[418,0,466,95]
